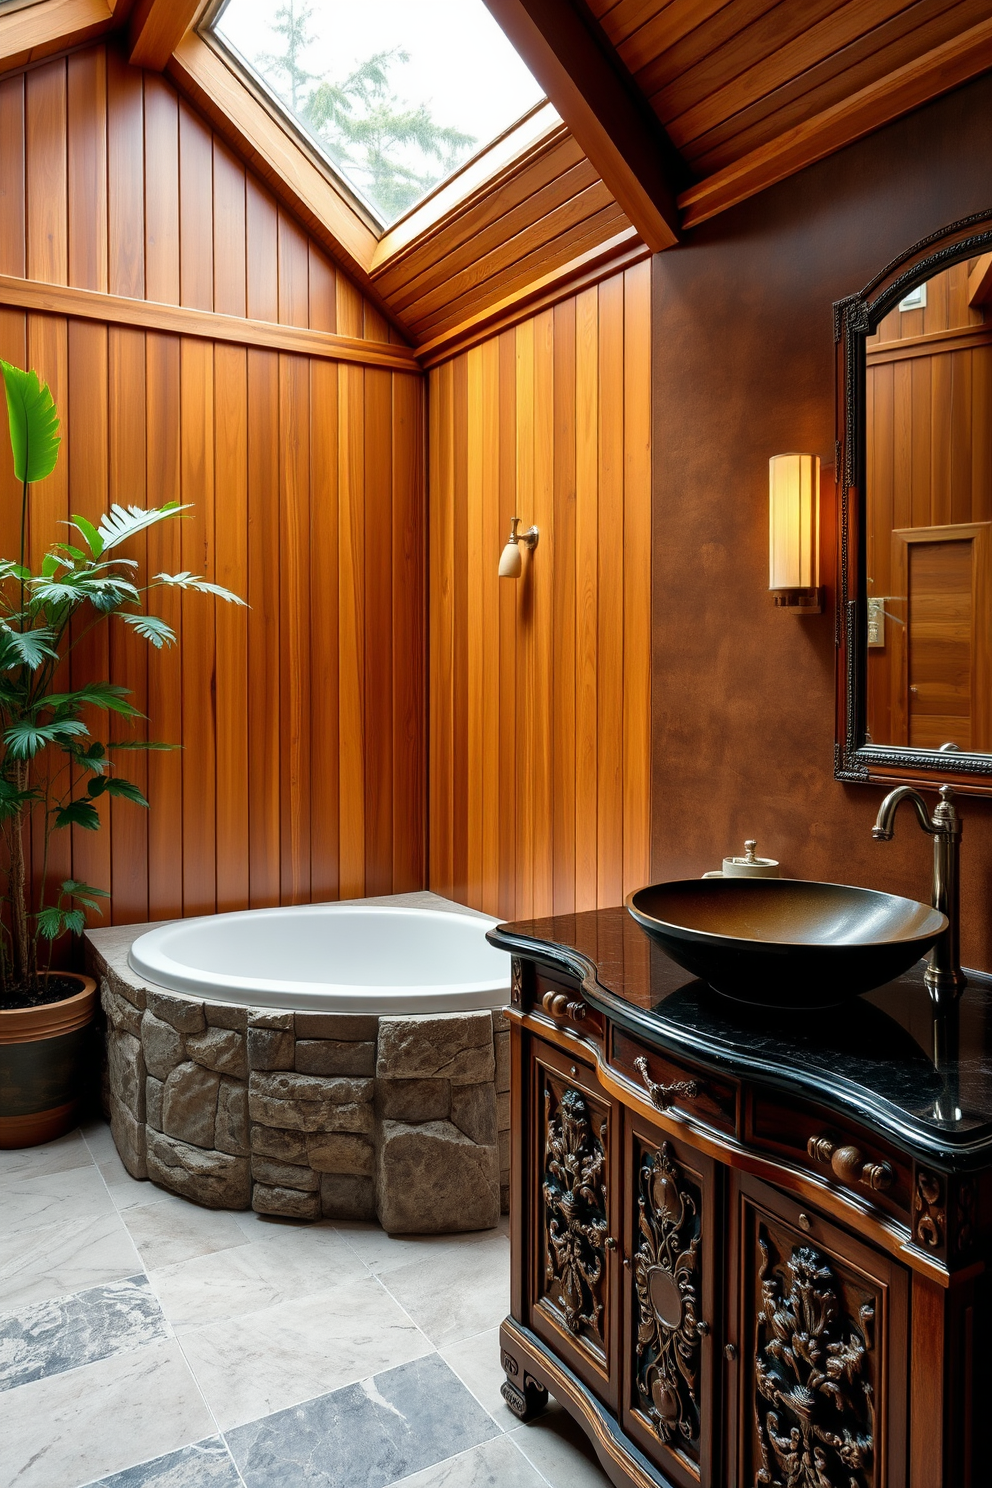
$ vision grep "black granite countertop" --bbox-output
[490,905,992,1169]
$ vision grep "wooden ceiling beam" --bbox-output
[480,0,684,251]
[128,0,203,70]
[679,14,992,230]
[0,0,114,75]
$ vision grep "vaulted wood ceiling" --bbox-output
[4,0,992,357]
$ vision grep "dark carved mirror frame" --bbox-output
[835,207,992,797]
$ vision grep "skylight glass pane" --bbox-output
[212,1,545,227]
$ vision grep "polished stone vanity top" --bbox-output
[490,905,992,1168]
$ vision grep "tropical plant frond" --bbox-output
[119,612,177,648]
[4,718,89,758]
[108,739,178,751]
[88,776,149,807]
[0,626,58,670]
[53,797,101,830]
[0,362,61,483]
[96,502,190,553]
[60,878,109,913]
[42,682,142,718]
[151,571,247,605]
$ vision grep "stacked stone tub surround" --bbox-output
[87,895,511,1232]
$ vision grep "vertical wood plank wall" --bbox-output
[0,44,426,925]
[428,263,652,920]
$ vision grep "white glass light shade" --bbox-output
[769,453,819,592]
[498,540,522,579]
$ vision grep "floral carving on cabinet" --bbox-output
[754,1235,875,1488]
[632,1141,704,1454]
[541,1083,608,1347]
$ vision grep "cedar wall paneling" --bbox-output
[0,44,425,926]
[428,262,651,920]
[652,69,992,973]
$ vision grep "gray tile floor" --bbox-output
[0,1122,612,1488]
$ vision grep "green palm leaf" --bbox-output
[0,362,61,483]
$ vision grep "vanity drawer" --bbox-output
[531,970,605,1041]
[611,1028,737,1135]
[746,1089,913,1225]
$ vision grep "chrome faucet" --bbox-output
[872,784,965,1004]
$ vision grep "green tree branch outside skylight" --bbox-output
[255,1,476,223]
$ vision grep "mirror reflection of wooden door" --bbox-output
[890,523,991,750]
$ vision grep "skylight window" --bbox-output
[210,1,545,228]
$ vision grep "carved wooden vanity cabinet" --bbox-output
[489,907,991,1488]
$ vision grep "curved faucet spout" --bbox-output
[871,784,965,1004]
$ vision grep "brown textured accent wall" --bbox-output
[652,70,992,972]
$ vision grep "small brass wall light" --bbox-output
[768,452,822,613]
[498,516,539,579]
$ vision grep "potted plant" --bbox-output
[0,362,243,1148]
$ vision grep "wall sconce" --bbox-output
[498,516,539,579]
[768,452,822,613]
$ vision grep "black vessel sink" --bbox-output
[626,878,947,1008]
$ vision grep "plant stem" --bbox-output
[18,476,27,625]
[9,758,32,985]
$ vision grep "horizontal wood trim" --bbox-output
[678,14,992,229]
[867,322,992,363]
[0,0,113,72]
[0,272,422,369]
[418,228,649,367]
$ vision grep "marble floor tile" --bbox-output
[373,1233,510,1348]
[0,1273,170,1391]
[125,1197,250,1272]
[0,1337,216,1488]
[438,1327,515,1429]
[0,1130,93,1181]
[0,1208,144,1312]
[149,1226,368,1334]
[391,1432,546,1487]
[98,1154,164,1214]
[510,1403,613,1487]
[226,1353,500,1488]
[84,1436,245,1488]
[334,1220,504,1277]
[180,1272,433,1431]
[0,1162,117,1235]
[80,1118,122,1163]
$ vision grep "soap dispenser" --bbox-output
[703,840,780,879]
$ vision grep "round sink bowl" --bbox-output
[626,878,947,1008]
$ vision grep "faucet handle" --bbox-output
[743,840,758,864]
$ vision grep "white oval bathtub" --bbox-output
[128,903,511,1014]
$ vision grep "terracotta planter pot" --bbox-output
[0,974,98,1148]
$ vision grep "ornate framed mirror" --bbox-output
[835,208,992,795]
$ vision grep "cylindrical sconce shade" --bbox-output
[498,540,523,578]
[769,453,821,610]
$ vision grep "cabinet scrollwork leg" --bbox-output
[500,1370,549,1421]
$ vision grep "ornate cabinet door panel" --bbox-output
[529,1037,620,1410]
[621,1110,722,1488]
[732,1174,909,1488]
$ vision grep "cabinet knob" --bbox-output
[541,989,586,1023]
[807,1134,893,1192]
[798,1212,812,1232]
[633,1055,701,1111]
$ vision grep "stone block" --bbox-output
[251,1156,319,1191]
[110,1093,147,1179]
[247,1028,295,1071]
[376,1012,495,1083]
[496,1031,510,1094]
[161,1062,220,1149]
[252,1183,320,1220]
[247,1009,294,1032]
[307,1133,374,1176]
[295,1040,375,1077]
[498,1129,510,1173]
[450,1083,497,1146]
[375,1078,450,1123]
[147,1131,250,1209]
[247,1094,374,1135]
[376,1119,499,1234]
[250,1072,374,1104]
[101,981,143,1038]
[215,1078,249,1157]
[320,1173,375,1221]
[104,964,147,1011]
[140,1011,185,1080]
[145,1075,164,1132]
[295,1011,378,1042]
[250,1126,309,1163]
[108,1029,145,1121]
[146,988,206,1034]
[491,1007,510,1034]
[186,1027,247,1079]
[205,1002,248,1033]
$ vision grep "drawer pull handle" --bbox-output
[634,1055,701,1110]
[541,990,586,1022]
[807,1135,893,1192]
